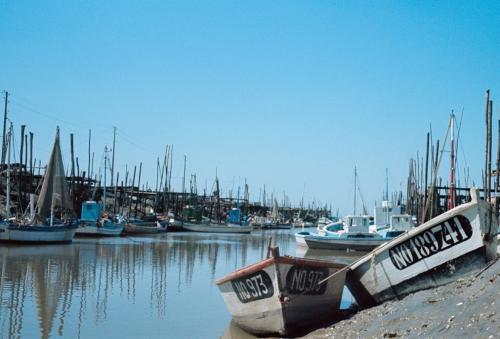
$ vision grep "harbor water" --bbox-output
[0,229,359,338]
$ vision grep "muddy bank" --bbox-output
[305,258,500,338]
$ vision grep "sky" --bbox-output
[1,1,500,215]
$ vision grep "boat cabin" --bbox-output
[81,201,101,222]
[343,215,371,233]
[389,214,413,231]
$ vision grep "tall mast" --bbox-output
[111,126,116,187]
[216,175,220,223]
[449,111,455,209]
[353,166,357,215]
[385,168,389,201]
[103,146,107,212]
[6,123,12,218]
[182,155,186,194]
[1,91,8,165]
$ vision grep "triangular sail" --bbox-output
[36,128,73,221]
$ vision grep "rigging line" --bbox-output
[9,99,89,130]
[114,132,148,151]
[11,94,141,144]
[12,97,151,153]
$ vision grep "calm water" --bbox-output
[0,229,360,339]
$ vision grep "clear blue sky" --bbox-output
[1,1,499,215]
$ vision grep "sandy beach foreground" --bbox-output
[305,257,500,338]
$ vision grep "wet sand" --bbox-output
[305,258,500,339]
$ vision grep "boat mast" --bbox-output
[385,168,389,225]
[216,176,220,223]
[103,146,107,213]
[5,123,11,219]
[1,91,8,165]
[353,166,357,215]
[449,112,455,209]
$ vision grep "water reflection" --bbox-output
[0,230,297,338]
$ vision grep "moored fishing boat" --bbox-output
[76,147,124,237]
[0,128,78,243]
[182,221,252,234]
[124,216,167,234]
[215,247,347,335]
[296,213,413,251]
[76,201,124,237]
[345,188,498,308]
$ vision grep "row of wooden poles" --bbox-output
[406,90,500,226]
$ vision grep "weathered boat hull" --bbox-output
[216,254,346,335]
[182,222,252,234]
[124,222,166,234]
[346,189,497,308]
[76,222,124,237]
[0,223,78,243]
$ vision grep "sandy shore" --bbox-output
[305,258,500,339]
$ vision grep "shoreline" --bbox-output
[304,257,500,338]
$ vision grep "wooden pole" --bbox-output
[424,132,430,203]
[19,125,25,168]
[484,90,490,199]
[19,124,26,208]
[70,133,75,203]
[24,134,28,169]
[29,132,33,174]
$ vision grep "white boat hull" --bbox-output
[346,190,497,308]
[216,254,346,335]
[294,232,309,248]
[305,236,388,251]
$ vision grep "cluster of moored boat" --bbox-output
[215,188,499,336]
[0,129,255,244]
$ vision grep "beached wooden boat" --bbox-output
[216,247,347,335]
[346,188,498,308]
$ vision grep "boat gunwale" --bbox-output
[215,255,346,285]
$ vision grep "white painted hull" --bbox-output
[182,222,252,234]
[306,236,388,251]
[216,255,346,335]
[294,232,309,248]
[346,191,497,308]
[0,224,77,243]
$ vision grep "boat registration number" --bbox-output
[231,271,274,303]
[389,214,473,270]
[286,266,328,295]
